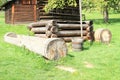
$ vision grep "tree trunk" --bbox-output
[103,6,109,23]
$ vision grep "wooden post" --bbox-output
[11,3,15,24]
[79,0,83,38]
[34,4,37,22]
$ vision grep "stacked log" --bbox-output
[27,20,94,42]
[56,21,94,42]
[27,20,53,38]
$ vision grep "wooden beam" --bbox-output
[11,3,15,24]
[34,0,37,22]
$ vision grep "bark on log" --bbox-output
[27,20,53,30]
[57,30,88,37]
[57,21,93,25]
[4,32,67,60]
[86,26,93,32]
[58,24,90,30]
[60,36,88,42]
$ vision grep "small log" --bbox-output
[60,36,88,42]
[86,26,93,32]
[57,21,93,25]
[46,20,58,38]
[86,31,94,41]
[27,20,53,30]
[31,27,46,33]
[34,34,47,38]
[58,24,90,30]
[57,30,88,37]
[4,32,68,60]
[51,34,58,38]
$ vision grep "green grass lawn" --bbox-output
[0,11,120,80]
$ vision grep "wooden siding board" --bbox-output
[14,4,35,23]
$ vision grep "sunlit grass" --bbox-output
[0,11,120,80]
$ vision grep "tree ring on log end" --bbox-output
[100,29,112,44]
[44,38,68,60]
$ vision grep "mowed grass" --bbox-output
[0,11,120,80]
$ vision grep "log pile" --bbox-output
[27,20,94,42]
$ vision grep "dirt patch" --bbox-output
[56,65,77,73]
[84,61,94,69]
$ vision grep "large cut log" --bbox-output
[57,30,88,37]
[94,28,112,44]
[31,27,46,33]
[4,32,67,60]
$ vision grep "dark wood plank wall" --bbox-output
[14,4,35,23]
[37,0,80,21]
[5,4,12,24]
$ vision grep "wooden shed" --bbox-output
[1,0,80,24]
[1,0,37,24]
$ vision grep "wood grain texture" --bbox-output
[94,28,112,44]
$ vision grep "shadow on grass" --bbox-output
[67,54,74,57]
[87,18,120,24]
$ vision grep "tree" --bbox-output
[97,0,120,23]
[82,0,120,23]
[82,0,97,12]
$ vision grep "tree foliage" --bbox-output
[0,0,7,6]
[82,0,120,12]
[44,0,77,13]
[90,0,119,22]
[44,0,119,23]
